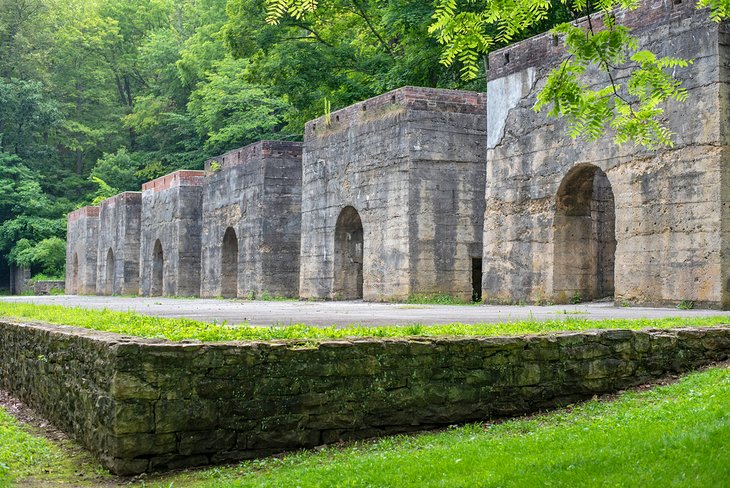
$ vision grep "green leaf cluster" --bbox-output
[534,18,691,147]
[8,237,66,277]
[697,0,730,21]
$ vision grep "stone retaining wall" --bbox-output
[33,280,65,295]
[1,320,728,475]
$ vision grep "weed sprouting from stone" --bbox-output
[677,300,695,310]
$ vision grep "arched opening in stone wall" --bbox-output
[221,227,239,298]
[334,206,364,300]
[553,164,616,302]
[471,257,483,302]
[104,248,115,296]
[152,239,164,296]
[71,252,79,294]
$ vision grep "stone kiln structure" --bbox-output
[97,192,142,295]
[65,87,486,302]
[484,0,730,308]
[140,171,205,297]
[64,0,730,308]
[201,141,302,298]
[65,206,99,294]
[300,87,487,301]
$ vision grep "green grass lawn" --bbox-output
[0,301,728,343]
[0,404,110,488]
[0,407,54,487]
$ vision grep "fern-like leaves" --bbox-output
[534,19,691,149]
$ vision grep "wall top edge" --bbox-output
[1,319,727,351]
[304,86,487,136]
[68,205,100,222]
[141,170,206,192]
[488,0,707,81]
[205,140,303,171]
[99,191,143,207]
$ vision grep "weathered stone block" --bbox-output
[111,400,154,435]
[65,206,99,294]
[154,399,218,433]
[201,141,302,298]
[300,86,487,301]
[514,363,542,386]
[110,371,159,400]
[107,433,177,457]
[179,430,236,455]
[96,192,142,295]
[246,428,320,449]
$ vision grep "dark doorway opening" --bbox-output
[553,164,616,302]
[71,253,79,294]
[105,248,115,295]
[334,206,364,300]
[152,239,164,296]
[0,260,9,294]
[221,227,238,298]
[471,258,483,302]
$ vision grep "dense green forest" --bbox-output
[0,0,579,285]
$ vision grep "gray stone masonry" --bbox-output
[484,0,730,308]
[65,206,99,295]
[201,141,302,298]
[140,171,204,297]
[33,280,65,295]
[97,192,142,295]
[0,319,728,475]
[10,266,30,295]
[300,86,487,301]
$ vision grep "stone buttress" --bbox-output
[96,192,142,295]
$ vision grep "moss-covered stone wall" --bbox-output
[1,320,728,475]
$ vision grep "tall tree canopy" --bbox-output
[0,0,726,284]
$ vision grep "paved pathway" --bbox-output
[1,295,727,327]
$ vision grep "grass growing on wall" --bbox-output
[0,301,728,343]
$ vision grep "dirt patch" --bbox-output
[0,390,70,444]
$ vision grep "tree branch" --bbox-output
[349,0,395,57]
